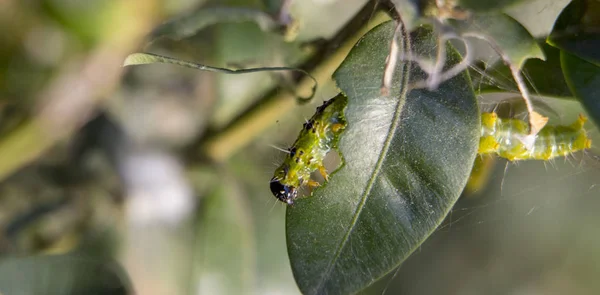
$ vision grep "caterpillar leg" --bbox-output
[572,133,592,151]
[332,123,345,133]
[481,112,498,128]
[307,179,320,188]
[465,155,496,195]
[499,144,530,161]
[571,114,587,129]
[307,179,320,194]
[318,165,329,181]
[478,136,499,154]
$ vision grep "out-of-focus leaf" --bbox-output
[123,52,316,101]
[1,0,159,180]
[194,176,256,295]
[457,0,524,12]
[561,51,600,129]
[0,254,131,295]
[286,21,479,295]
[41,0,116,45]
[548,0,600,65]
[262,0,283,13]
[149,7,279,41]
[449,14,545,68]
[228,153,301,294]
[390,0,427,31]
[464,155,497,195]
[472,43,573,99]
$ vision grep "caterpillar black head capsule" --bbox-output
[270,178,297,205]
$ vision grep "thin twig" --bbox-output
[428,22,447,89]
[510,64,548,136]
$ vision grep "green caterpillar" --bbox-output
[479,112,592,161]
[467,112,593,194]
[270,94,348,205]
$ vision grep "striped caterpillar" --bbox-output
[270,94,348,205]
[478,112,592,161]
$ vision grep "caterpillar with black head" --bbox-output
[270,94,347,205]
[478,112,592,161]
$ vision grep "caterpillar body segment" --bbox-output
[270,94,348,205]
[468,113,592,194]
[478,112,592,161]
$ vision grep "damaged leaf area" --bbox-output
[286,21,480,295]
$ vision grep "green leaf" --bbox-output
[0,254,131,295]
[229,154,301,294]
[124,52,316,102]
[472,42,573,99]
[194,177,256,295]
[286,21,479,295]
[457,0,525,12]
[449,13,545,69]
[561,51,600,129]
[548,0,600,65]
[149,7,279,41]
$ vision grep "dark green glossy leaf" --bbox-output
[286,21,479,295]
[0,254,131,295]
[561,51,600,129]
[449,13,544,69]
[149,7,279,42]
[548,0,600,65]
[457,0,525,12]
[472,42,573,99]
[194,177,256,295]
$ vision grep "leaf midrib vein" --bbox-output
[313,24,412,294]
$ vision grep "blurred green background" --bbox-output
[0,0,599,294]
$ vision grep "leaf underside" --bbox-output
[472,42,573,99]
[449,13,545,69]
[148,7,278,41]
[286,21,479,295]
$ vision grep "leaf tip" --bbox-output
[123,53,148,67]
